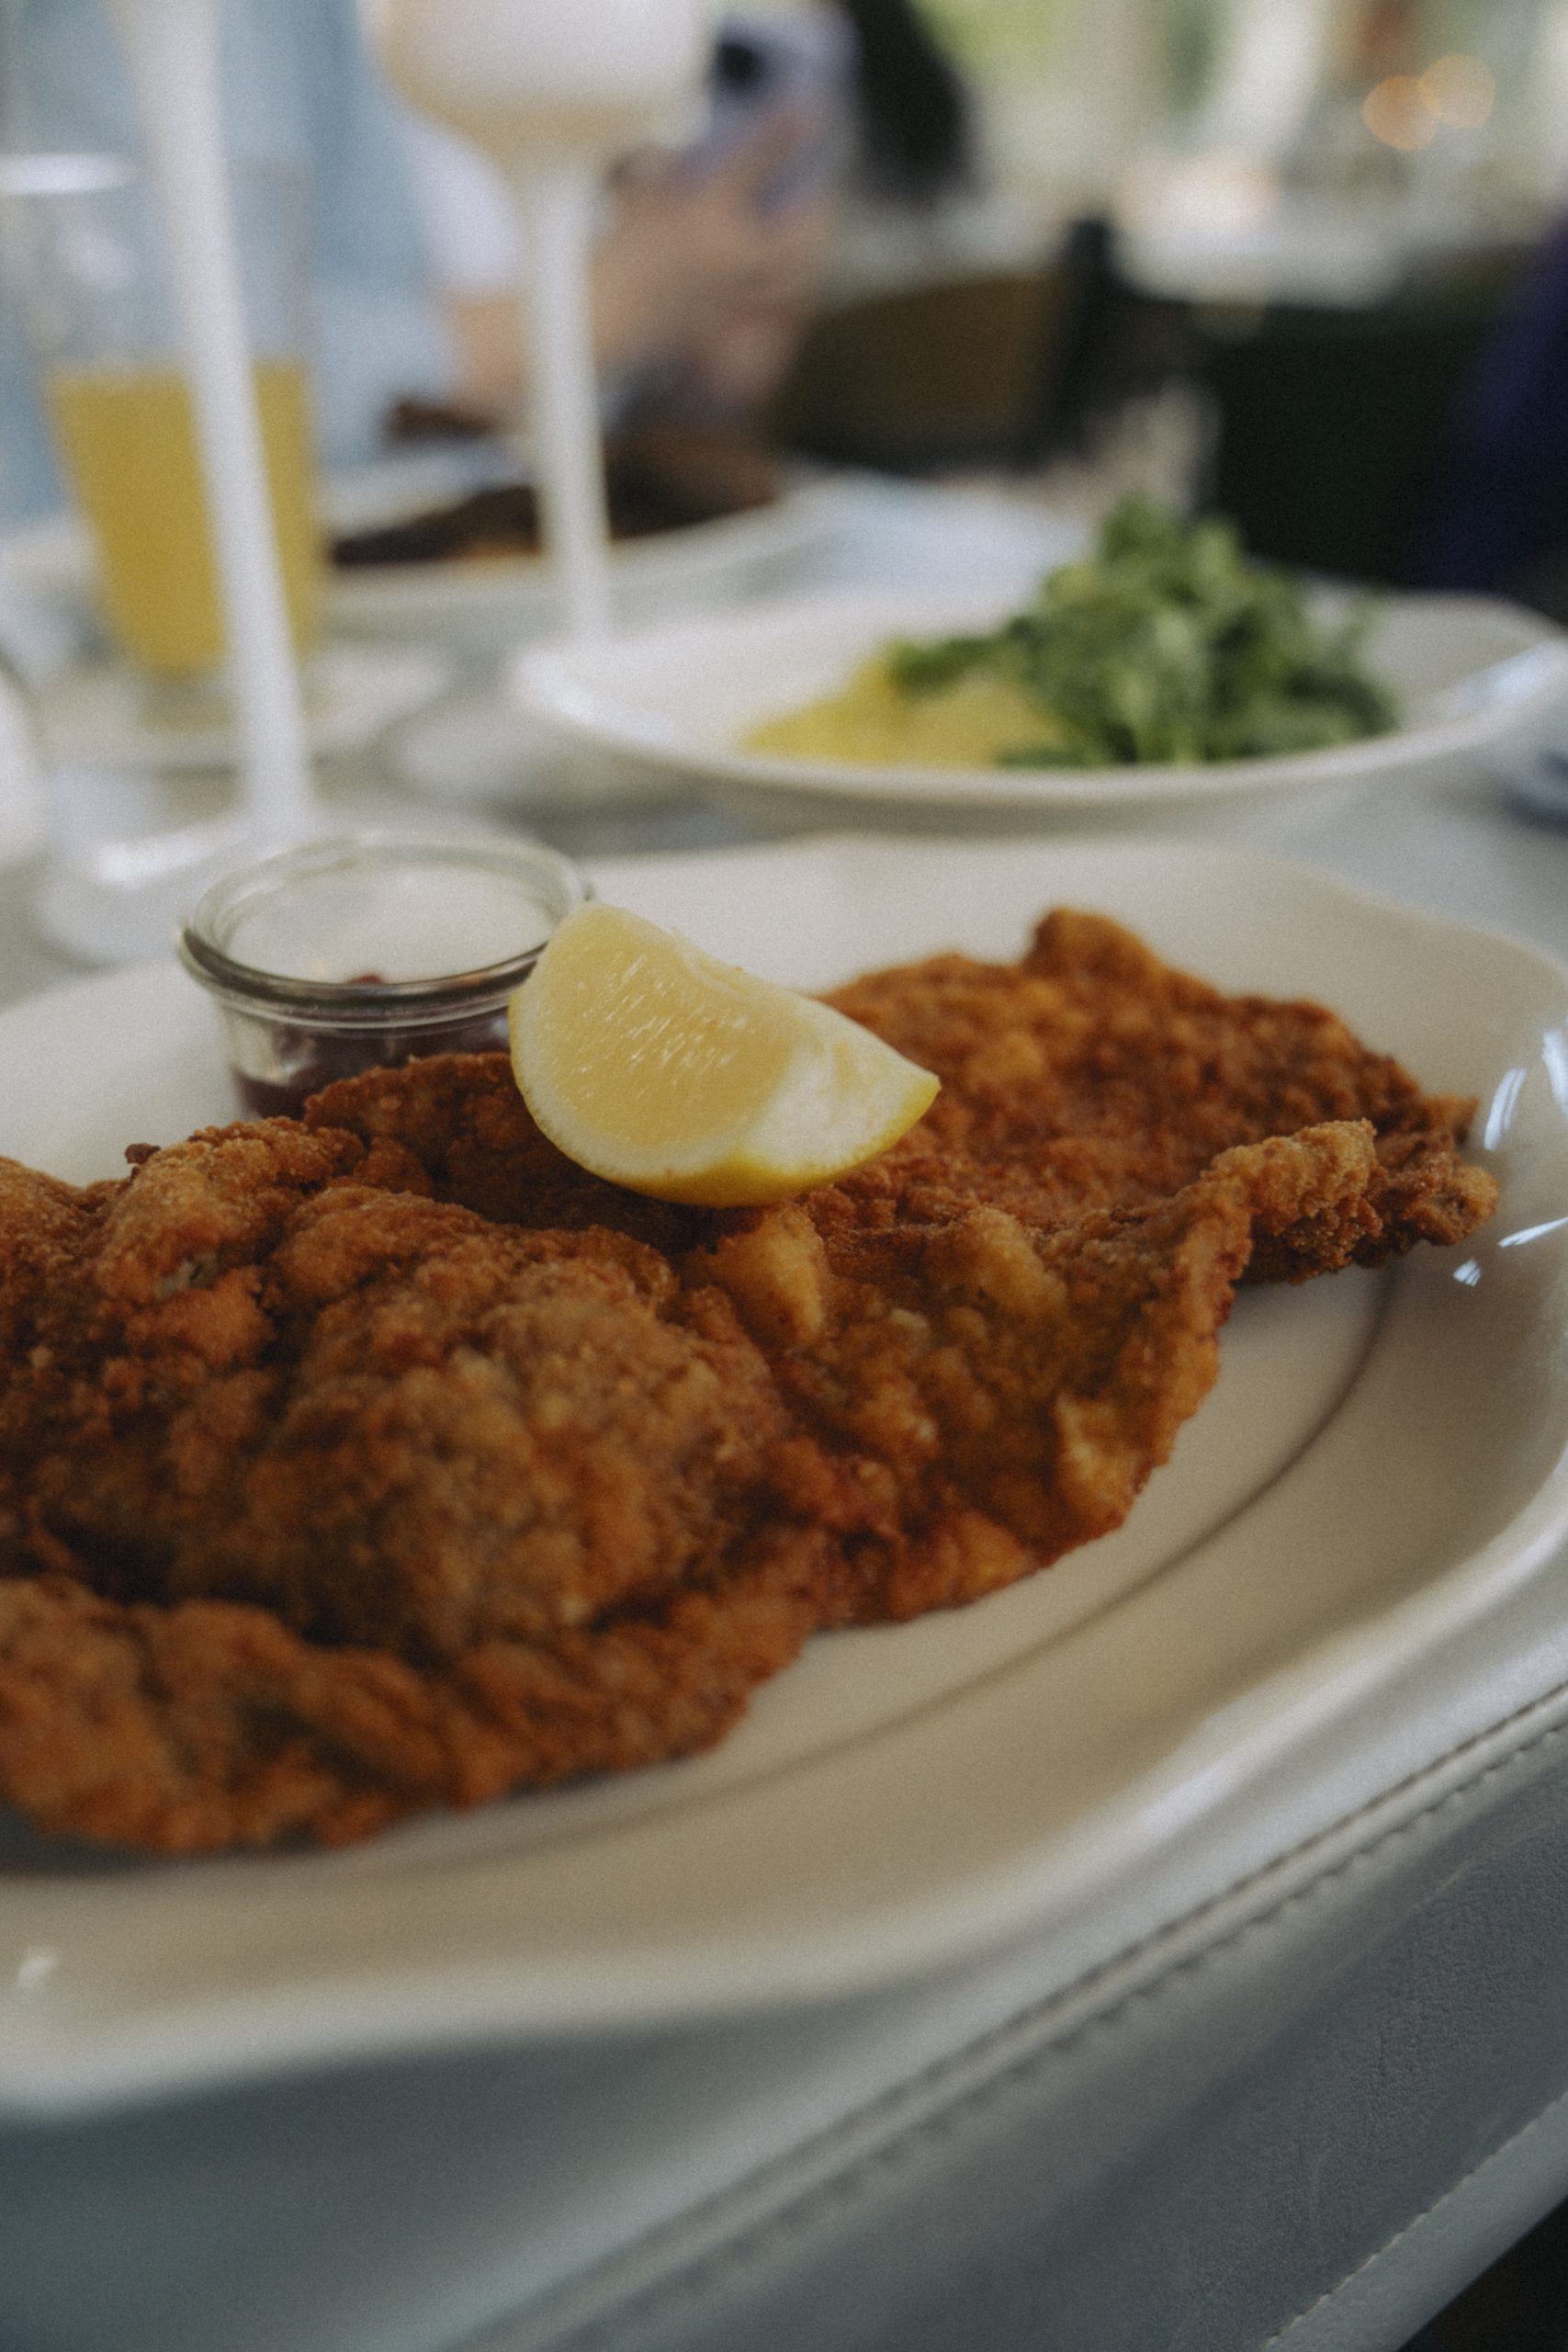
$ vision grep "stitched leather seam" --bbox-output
[1259,2075,1568,2346]
[498,1684,1568,2352]
[1012,1680,1568,2046]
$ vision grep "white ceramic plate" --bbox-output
[0,473,850,655]
[512,584,1568,811]
[326,474,851,642]
[2,837,1567,2116]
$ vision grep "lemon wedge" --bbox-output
[509,902,940,1206]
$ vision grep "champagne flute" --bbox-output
[106,0,314,835]
[361,0,709,642]
[38,0,318,962]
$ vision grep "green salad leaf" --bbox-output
[885,496,1397,767]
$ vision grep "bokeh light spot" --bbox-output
[1418,52,1496,129]
[1362,75,1438,152]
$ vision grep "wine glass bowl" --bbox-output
[359,0,709,163]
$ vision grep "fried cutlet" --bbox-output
[0,913,1498,1851]
[821,909,1495,1279]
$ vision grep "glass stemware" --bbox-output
[15,0,321,963]
[361,0,709,642]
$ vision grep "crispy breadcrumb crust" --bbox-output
[0,913,1497,1850]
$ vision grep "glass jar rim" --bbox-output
[178,829,590,1027]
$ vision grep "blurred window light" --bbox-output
[1362,74,1438,151]
[924,0,1161,212]
[922,0,1076,78]
[1120,148,1279,239]
[1525,0,1568,202]
[1417,51,1496,128]
[1185,0,1336,164]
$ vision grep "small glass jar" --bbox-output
[179,831,589,1117]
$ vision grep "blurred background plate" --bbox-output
[512,582,1568,815]
[324,471,854,645]
[0,466,855,666]
[388,475,1089,815]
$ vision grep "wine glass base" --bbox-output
[33,798,288,967]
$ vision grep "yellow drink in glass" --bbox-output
[47,357,321,679]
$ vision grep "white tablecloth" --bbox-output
[4,478,1568,2352]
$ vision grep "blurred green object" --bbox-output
[887,493,1397,765]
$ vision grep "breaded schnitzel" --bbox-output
[0,914,1496,1851]
[822,909,1494,1281]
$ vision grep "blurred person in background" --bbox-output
[823,0,994,298]
[402,5,852,433]
[406,0,979,428]
[0,0,448,521]
[839,0,973,209]
[1413,211,1568,616]
[0,0,843,525]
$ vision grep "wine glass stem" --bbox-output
[512,161,613,642]
[106,0,315,837]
